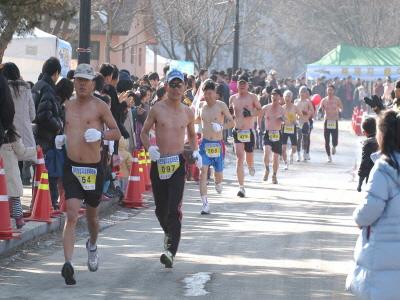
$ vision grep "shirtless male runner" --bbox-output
[258,88,285,184]
[320,84,343,162]
[229,74,262,197]
[295,86,315,162]
[281,90,301,169]
[55,64,121,285]
[140,69,201,268]
[196,79,234,214]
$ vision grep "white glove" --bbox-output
[84,128,102,143]
[192,150,202,169]
[211,122,223,133]
[148,145,160,161]
[55,134,66,149]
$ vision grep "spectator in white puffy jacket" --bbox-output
[347,109,400,300]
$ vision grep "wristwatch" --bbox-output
[101,131,105,140]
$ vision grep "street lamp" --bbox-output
[78,0,91,64]
[232,0,239,72]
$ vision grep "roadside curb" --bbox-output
[0,192,154,257]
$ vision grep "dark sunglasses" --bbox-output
[169,81,184,88]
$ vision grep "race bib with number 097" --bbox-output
[327,120,337,130]
[237,130,251,143]
[205,143,221,158]
[157,155,180,180]
[72,166,97,191]
[283,125,295,134]
[268,130,280,142]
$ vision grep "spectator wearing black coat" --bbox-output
[357,117,379,192]
[0,70,15,147]
[31,57,63,209]
[32,57,63,151]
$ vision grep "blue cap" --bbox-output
[167,69,184,82]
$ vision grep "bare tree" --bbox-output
[150,0,237,70]
[264,0,400,76]
[0,0,76,62]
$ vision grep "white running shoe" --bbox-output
[201,203,210,215]
[160,250,174,268]
[327,155,332,163]
[86,239,99,272]
[215,183,223,194]
[284,162,289,170]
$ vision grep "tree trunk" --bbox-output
[105,5,113,63]
[0,18,19,63]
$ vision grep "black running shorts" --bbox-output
[63,158,105,208]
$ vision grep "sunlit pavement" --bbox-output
[0,120,361,299]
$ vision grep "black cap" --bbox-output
[238,74,249,83]
[271,88,282,96]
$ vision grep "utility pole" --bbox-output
[78,0,91,64]
[232,0,240,72]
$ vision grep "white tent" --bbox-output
[3,28,72,82]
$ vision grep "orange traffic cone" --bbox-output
[25,168,53,223]
[123,153,145,208]
[25,147,45,218]
[0,158,20,240]
[140,148,151,191]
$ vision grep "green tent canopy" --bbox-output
[306,44,400,80]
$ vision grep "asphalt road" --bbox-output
[0,121,361,300]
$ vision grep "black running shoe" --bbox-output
[237,187,245,198]
[61,262,76,285]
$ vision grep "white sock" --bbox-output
[201,195,208,205]
[239,185,244,190]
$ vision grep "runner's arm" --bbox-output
[187,109,198,151]
[257,107,265,131]
[140,107,156,150]
[253,94,262,117]
[194,102,203,124]
[221,103,234,129]
[337,97,344,112]
[228,95,235,117]
[100,101,121,141]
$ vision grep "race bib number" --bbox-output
[157,155,180,180]
[283,125,295,134]
[268,130,280,142]
[237,130,251,142]
[205,143,221,158]
[327,120,337,130]
[72,166,97,191]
